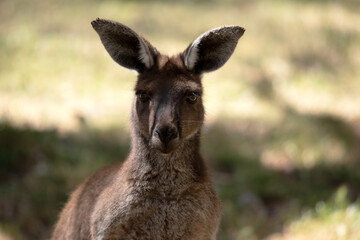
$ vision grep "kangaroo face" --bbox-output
[134,57,204,154]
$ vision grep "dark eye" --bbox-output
[137,91,150,103]
[186,92,200,104]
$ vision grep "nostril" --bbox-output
[155,127,178,144]
[167,129,178,141]
[155,129,164,142]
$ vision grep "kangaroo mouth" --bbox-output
[151,135,180,154]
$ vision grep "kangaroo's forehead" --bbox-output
[135,55,202,93]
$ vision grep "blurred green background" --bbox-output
[1,0,360,239]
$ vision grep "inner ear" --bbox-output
[91,18,157,73]
[182,26,245,73]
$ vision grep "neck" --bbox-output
[127,126,208,192]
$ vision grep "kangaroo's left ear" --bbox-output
[182,26,245,73]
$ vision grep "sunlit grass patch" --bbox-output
[268,187,360,240]
[1,0,360,130]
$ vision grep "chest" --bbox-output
[99,186,217,240]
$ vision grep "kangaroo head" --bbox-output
[92,19,245,154]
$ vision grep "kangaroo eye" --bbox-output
[186,92,200,104]
[137,91,150,103]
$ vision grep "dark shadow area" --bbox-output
[0,122,130,240]
[203,108,360,240]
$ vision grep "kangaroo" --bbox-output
[51,18,244,240]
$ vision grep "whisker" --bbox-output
[181,120,204,123]
[180,123,202,126]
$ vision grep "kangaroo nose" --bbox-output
[155,126,178,145]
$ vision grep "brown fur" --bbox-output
[51,19,244,240]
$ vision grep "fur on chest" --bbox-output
[95,184,218,240]
[115,194,206,237]
[91,159,220,240]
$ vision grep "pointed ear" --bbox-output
[182,26,245,73]
[91,18,157,73]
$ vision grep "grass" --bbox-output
[1,0,360,239]
[0,122,130,239]
[269,187,360,240]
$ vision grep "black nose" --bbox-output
[155,126,178,145]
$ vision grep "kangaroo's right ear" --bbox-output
[91,18,157,73]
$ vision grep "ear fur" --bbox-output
[182,26,245,73]
[91,18,157,73]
